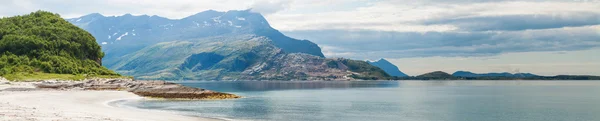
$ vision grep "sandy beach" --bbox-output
[0,83,217,121]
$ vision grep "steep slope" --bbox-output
[113,35,388,80]
[0,11,117,77]
[67,10,324,68]
[367,59,408,77]
[452,71,539,77]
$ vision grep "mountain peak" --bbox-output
[185,9,257,19]
[81,13,104,18]
[376,58,392,64]
[367,58,408,77]
[188,10,222,17]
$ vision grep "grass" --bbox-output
[2,72,132,82]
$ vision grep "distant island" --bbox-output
[452,71,538,78]
[393,71,600,80]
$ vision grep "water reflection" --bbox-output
[177,81,400,92]
[123,81,600,121]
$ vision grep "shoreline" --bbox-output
[106,97,232,121]
[0,82,219,121]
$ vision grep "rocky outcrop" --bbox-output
[131,83,241,99]
[33,78,240,99]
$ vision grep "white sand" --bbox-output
[0,83,217,121]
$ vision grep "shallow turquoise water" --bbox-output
[121,81,600,121]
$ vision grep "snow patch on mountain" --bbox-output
[212,16,222,23]
[203,21,210,26]
[236,17,246,21]
[116,32,129,41]
[193,21,200,27]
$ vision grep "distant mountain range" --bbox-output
[67,10,389,80]
[394,71,600,80]
[67,10,323,67]
[452,71,538,77]
[367,59,408,77]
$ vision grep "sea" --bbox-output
[114,81,600,121]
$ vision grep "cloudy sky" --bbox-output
[2,0,600,76]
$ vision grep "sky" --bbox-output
[1,0,600,76]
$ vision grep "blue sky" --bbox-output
[1,0,599,76]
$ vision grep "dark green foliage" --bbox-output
[0,11,118,76]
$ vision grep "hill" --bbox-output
[0,11,118,80]
[367,58,408,77]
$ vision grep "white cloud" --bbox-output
[249,0,293,15]
[3,0,599,33]
[267,1,600,32]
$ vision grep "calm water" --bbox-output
[118,81,600,121]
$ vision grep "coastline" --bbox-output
[0,83,219,121]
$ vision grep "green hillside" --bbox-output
[0,11,118,80]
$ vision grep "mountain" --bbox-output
[367,59,408,77]
[452,71,539,78]
[0,11,117,77]
[68,10,388,80]
[109,34,389,80]
[67,10,324,68]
